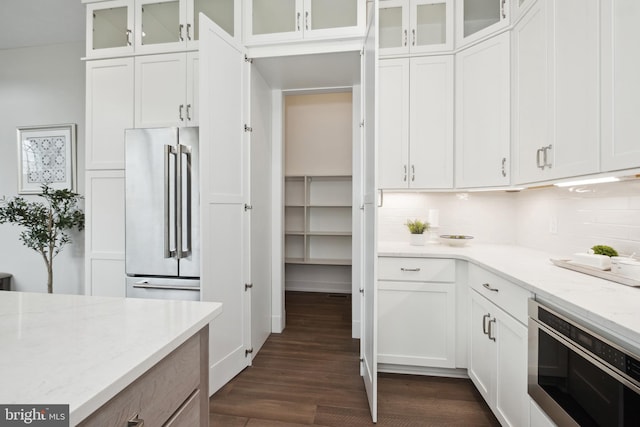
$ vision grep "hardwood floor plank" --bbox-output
[210,291,500,427]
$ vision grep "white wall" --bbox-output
[377,179,640,258]
[0,42,85,294]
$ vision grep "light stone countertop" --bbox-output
[0,292,222,425]
[378,242,640,352]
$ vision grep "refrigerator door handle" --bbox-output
[178,144,193,258]
[164,144,177,259]
[133,280,199,291]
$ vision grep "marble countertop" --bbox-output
[378,242,640,352]
[0,292,222,425]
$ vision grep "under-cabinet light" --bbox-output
[553,176,620,187]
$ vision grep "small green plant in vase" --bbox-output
[405,219,430,246]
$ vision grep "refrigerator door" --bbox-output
[126,127,179,277]
[176,127,200,277]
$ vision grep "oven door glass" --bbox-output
[536,328,640,427]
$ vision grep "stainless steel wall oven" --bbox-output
[528,299,640,426]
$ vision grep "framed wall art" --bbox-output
[16,124,77,194]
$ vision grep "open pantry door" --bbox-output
[361,5,378,423]
[199,13,252,394]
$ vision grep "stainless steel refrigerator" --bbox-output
[124,127,200,301]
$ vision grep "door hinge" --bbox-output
[245,348,254,357]
[359,357,364,363]
[244,55,253,64]
[359,288,364,294]
[360,120,364,128]
[244,203,253,211]
[245,283,253,291]
[244,124,253,132]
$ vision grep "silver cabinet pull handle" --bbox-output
[186,104,192,121]
[501,157,507,177]
[412,29,416,46]
[404,29,407,46]
[411,165,415,181]
[482,282,499,292]
[179,24,184,41]
[128,415,144,426]
[179,104,184,121]
[488,318,497,341]
[501,0,507,19]
[297,12,301,31]
[403,165,407,182]
[400,267,421,272]
[305,11,309,30]
[536,147,544,169]
[543,144,553,169]
[126,29,132,46]
[187,23,192,40]
[482,314,491,335]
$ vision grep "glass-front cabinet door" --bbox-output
[190,0,239,41]
[86,0,134,58]
[457,0,510,47]
[379,0,452,56]
[135,0,185,53]
[245,0,363,45]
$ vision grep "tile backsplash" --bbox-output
[378,179,640,258]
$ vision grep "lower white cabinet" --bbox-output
[468,265,531,427]
[378,257,456,368]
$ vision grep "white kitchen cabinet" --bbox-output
[601,0,640,172]
[86,0,135,58]
[456,0,510,48]
[244,0,365,45]
[512,0,599,185]
[378,257,456,369]
[455,32,510,188]
[468,264,531,427]
[378,0,453,56]
[378,56,454,189]
[285,176,352,265]
[86,58,134,170]
[135,0,239,54]
[135,52,199,128]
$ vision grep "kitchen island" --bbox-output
[0,291,222,426]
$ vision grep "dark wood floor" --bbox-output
[209,291,500,426]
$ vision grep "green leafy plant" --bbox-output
[591,245,618,257]
[0,185,84,293]
[405,219,430,234]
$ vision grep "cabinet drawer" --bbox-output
[378,257,456,282]
[79,332,201,426]
[468,264,532,324]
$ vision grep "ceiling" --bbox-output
[0,0,85,50]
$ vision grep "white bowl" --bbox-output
[440,235,474,247]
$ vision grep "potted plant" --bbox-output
[405,219,430,246]
[0,185,84,293]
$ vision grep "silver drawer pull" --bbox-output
[488,318,497,341]
[128,415,144,426]
[482,282,499,292]
[133,281,199,291]
[482,314,491,335]
[400,267,421,272]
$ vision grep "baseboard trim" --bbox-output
[378,363,469,379]
[285,280,351,294]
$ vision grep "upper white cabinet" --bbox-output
[601,0,640,172]
[378,56,454,189]
[135,52,199,128]
[512,0,599,185]
[456,0,510,48]
[378,0,454,56]
[455,32,510,188]
[86,0,135,58]
[244,0,365,45]
[86,0,239,57]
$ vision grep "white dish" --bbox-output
[440,235,473,247]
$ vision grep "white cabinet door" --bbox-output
[456,0,510,48]
[199,13,251,394]
[86,58,134,170]
[468,290,496,405]
[378,59,410,189]
[379,0,453,56]
[135,52,198,128]
[378,280,456,368]
[495,305,529,427]
[410,55,454,188]
[455,32,510,188]
[601,0,640,171]
[513,0,599,185]
[512,0,548,184]
[86,0,134,59]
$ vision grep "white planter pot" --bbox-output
[410,233,426,246]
